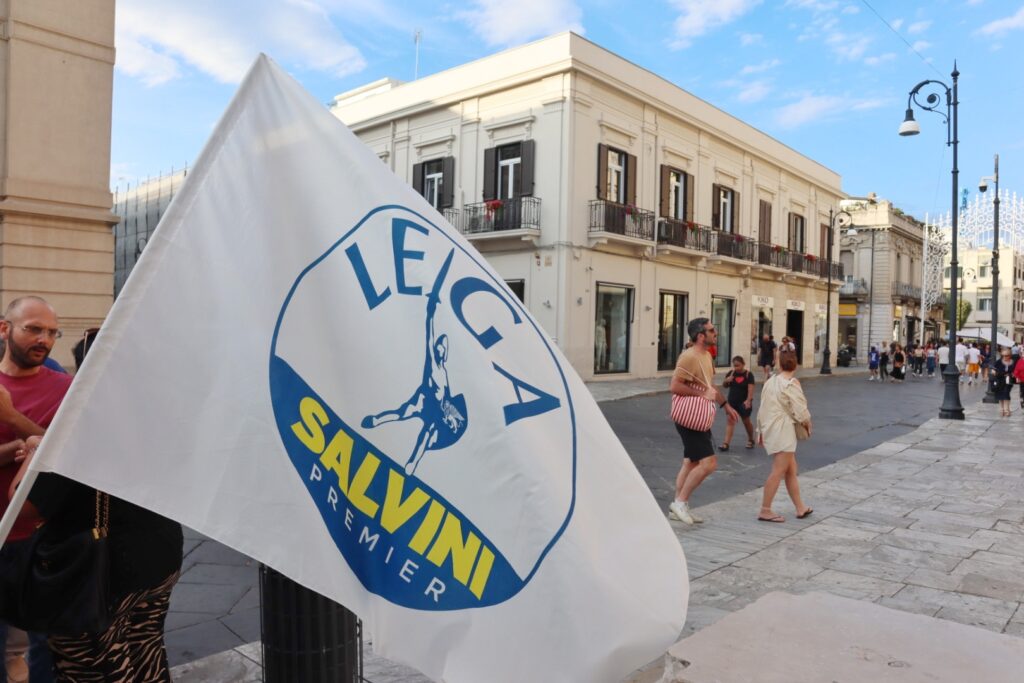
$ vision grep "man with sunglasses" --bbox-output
[0,296,72,682]
[669,317,738,525]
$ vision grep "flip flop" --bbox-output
[718,443,730,451]
[757,514,785,523]
[745,440,755,449]
[797,508,814,519]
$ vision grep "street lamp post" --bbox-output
[821,208,852,374]
[900,63,964,420]
[980,154,1000,404]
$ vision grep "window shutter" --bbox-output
[519,140,535,197]
[482,147,497,201]
[731,190,740,234]
[787,212,795,251]
[412,162,425,197]
[596,144,608,200]
[820,223,829,257]
[759,200,771,243]
[711,183,721,229]
[440,156,455,209]
[626,153,637,205]
[659,165,670,217]
[685,172,695,222]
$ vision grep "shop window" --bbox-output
[595,283,633,374]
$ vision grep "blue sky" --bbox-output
[112,0,1024,220]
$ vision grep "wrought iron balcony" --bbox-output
[892,281,922,300]
[840,278,869,296]
[657,218,715,252]
[462,196,540,235]
[589,200,655,241]
[442,208,460,230]
[756,243,795,269]
[713,231,757,261]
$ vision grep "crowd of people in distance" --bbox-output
[670,322,1024,527]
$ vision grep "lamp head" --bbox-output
[898,108,920,136]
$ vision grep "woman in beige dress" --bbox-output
[755,350,813,522]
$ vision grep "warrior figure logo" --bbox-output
[361,249,468,475]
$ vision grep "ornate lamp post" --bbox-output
[980,154,1000,404]
[900,64,964,420]
[821,208,852,374]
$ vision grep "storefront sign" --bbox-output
[838,303,858,317]
[786,299,805,311]
[815,303,828,314]
[752,295,773,308]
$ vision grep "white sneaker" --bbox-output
[669,501,695,525]
[688,503,705,524]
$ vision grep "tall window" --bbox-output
[497,144,522,200]
[895,254,903,283]
[979,297,992,311]
[788,213,805,253]
[717,187,735,232]
[669,171,685,219]
[607,148,627,203]
[423,159,444,209]
[595,283,633,374]
[657,292,688,371]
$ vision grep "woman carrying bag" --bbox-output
[755,351,813,523]
[989,348,1017,418]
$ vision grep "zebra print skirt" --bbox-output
[48,571,179,682]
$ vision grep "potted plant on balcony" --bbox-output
[805,253,817,262]
[485,199,504,220]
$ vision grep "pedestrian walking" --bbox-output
[926,343,937,378]
[981,344,991,382]
[1014,351,1024,408]
[720,356,756,451]
[966,343,982,386]
[668,318,739,525]
[879,346,890,382]
[989,348,1017,417]
[955,338,968,383]
[868,346,880,381]
[937,341,950,376]
[891,344,905,383]
[755,351,813,523]
[758,334,776,380]
[913,343,925,377]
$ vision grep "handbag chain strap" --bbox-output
[93,491,110,538]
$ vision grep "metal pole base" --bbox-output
[938,364,965,420]
[259,565,363,683]
[820,349,832,375]
[981,390,998,404]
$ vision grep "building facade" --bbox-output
[332,33,844,380]
[838,198,943,359]
[944,247,1024,344]
[0,0,117,365]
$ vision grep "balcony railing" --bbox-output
[442,208,460,230]
[892,281,922,300]
[840,278,869,296]
[462,196,541,235]
[756,243,794,268]
[714,232,757,261]
[656,218,715,251]
[589,200,655,241]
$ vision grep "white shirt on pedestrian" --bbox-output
[967,347,981,364]
[955,344,967,363]
[937,346,950,364]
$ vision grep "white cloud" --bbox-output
[740,58,781,74]
[739,32,763,45]
[891,18,904,30]
[826,31,873,60]
[912,40,931,52]
[841,5,860,14]
[864,52,897,66]
[977,6,1024,36]
[774,94,885,128]
[457,0,583,47]
[116,0,366,86]
[907,20,932,34]
[737,81,772,103]
[669,0,763,49]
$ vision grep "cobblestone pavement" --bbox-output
[168,385,1021,681]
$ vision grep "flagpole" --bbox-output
[0,467,40,548]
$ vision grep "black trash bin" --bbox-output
[837,348,852,367]
[260,565,362,682]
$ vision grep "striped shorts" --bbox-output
[48,571,179,682]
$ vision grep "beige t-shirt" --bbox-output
[673,346,715,390]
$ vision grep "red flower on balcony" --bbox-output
[805,253,817,262]
[686,221,697,231]
[772,244,784,254]
[625,203,638,216]
[485,199,504,218]
[734,234,745,243]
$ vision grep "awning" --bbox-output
[955,327,1015,348]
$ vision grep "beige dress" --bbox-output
[756,374,811,454]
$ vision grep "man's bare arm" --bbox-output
[0,384,44,439]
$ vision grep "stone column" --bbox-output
[0,1,116,368]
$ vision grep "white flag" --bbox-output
[27,56,687,681]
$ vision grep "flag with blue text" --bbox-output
[27,56,687,682]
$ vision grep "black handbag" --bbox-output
[5,491,113,636]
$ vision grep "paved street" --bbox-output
[602,372,985,510]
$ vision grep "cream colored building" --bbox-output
[332,33,845,380]
[0,0,116,366]
[944,247,1024,344]
[838,198,942,359]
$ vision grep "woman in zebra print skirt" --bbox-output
[15,436,183,682]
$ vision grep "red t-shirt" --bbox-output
[0,366,73,540]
